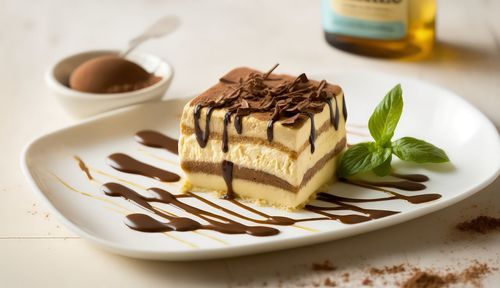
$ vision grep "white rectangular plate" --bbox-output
[22,72,500,260]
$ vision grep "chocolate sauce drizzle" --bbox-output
[187,192,326,225]
[222,112,232,153]
[307,193,400,222]
[355,179,426,191]
[221,160,235,200]
[107,153,180,182]
[234,115,243,134]
[135,130,178,155]
[307,112,316,153]
[341,94,348,121]
[326,98,340,130]
[74,156,92,180]
[341,178,441,204]
[102,182,278,236]
[391,172,429,182]
[193,105,214,148]
[266,119,275,142]
[193,65,345,154]
[74,150,442,238]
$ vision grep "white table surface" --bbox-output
[1,0,499,287]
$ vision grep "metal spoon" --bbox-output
[121,15,181,57]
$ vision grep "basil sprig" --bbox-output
[338,84,449,178]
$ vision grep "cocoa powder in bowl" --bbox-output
[69,55,161,93]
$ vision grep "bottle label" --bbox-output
[322,0,408,40]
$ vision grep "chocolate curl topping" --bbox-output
[199,65,338,127]
[263,63,279,79]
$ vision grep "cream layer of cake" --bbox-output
[178,66,347,209]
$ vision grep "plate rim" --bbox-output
[20,73,500,260]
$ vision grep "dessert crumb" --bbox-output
[401,261,492,288]
[362,277,373,286]
[370,264,406,276]
[324,277,337,287]
[401,271,446,288]
[312,260,337,271]
[457,216,500,234]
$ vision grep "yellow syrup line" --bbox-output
[90,167,182,191]
[73,158,226,246]
[69,155,317,234]
[51,171,199,249]
[137,147,179,166]
[192,231,228,245]
[50,172,130,211]
[90,168,148,190]
[104,205,131,216]
[153,206,228,246]
[162,232,199,249]
[346,123,367,129]
[346,130,371,137]
[292,224,319,232]
[71,156,316,241]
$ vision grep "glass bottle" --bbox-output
[321,0,436,59]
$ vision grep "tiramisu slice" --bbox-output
[179,65,347,209]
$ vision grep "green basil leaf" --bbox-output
[338,142,392,178]
[368,84,403,147]
[392,137,449,163]
[373,155,392,176]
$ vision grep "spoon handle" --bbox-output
[121,15,181,57]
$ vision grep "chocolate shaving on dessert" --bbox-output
[456,216,500,234]
[219,77,236,84]
[192,65,343,153]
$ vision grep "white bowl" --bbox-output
[45,50,173,118]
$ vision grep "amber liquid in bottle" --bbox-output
[322,0,436,59]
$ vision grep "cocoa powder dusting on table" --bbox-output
[362,277,373,286]
[302,260,493,288]
[401,272,447,288]
[457,216,500,234]
[312,260,337,271]
[370,264,406,276]
[400,261,492,288]
[323,277,337,287]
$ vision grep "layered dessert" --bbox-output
[179,65,347,209]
